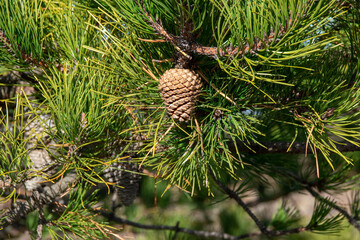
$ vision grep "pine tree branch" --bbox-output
[208,168,357,239]
[0,28,11,49]
[0,172,77,229]
[97,210,240,239]
[190,27,288,57]
[136,1,292,59]
[209,168,270,235]
[171,221,180,240]
[278,169,360,231]
[234,141,360,154]
[0,29,49,68]
[136,0,191,60]
[95,208,310,240]
[306,186,360,231]
[94,168,351,240]
[0,28,64,71]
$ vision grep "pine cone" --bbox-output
[159,68,202,122]
[103,158,142,206]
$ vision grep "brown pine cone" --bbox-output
[103,158,142,206]
[159,68,202,122]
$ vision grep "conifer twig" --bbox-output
[232,141,360,154]
[278,169,360,231]
[190,26,289,57]
[0,28,65,71]
[135,1,292,59]
[95,209,311,240]
[208,168,269,235]
[171,221,180,240]
[0,29,49,68]
[306,186,360,231]
[136,0,190,59]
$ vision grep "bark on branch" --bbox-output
[0,172,77,228]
